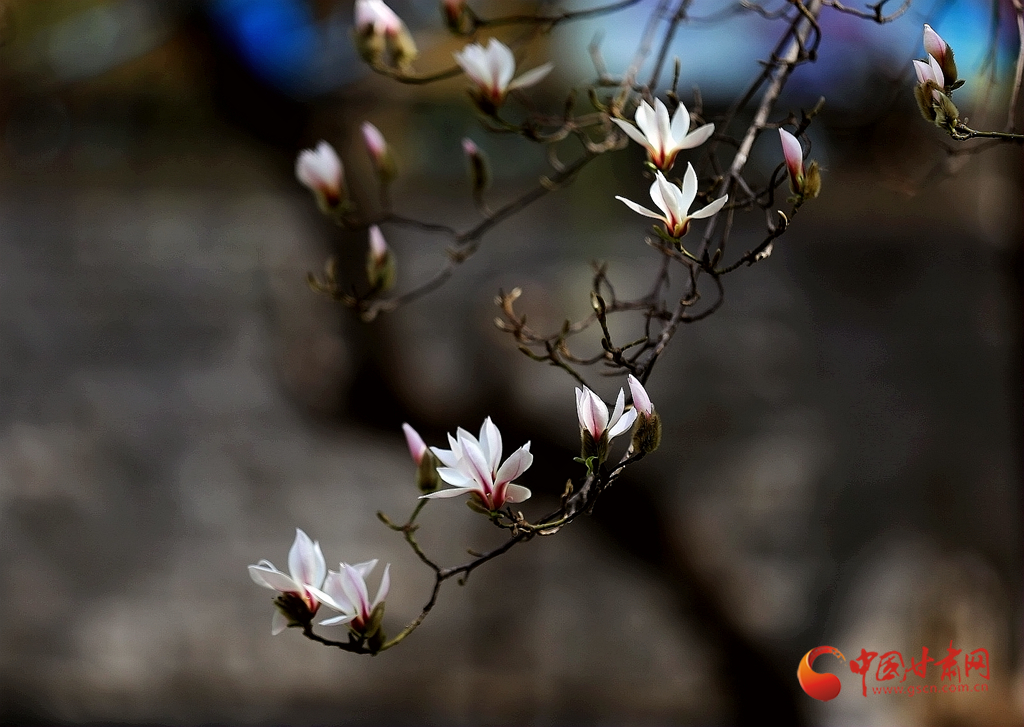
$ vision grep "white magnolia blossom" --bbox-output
[616,164,728,239]
[627,374,654,418]
[454,38,553,109]
[576,386,637,442]
[313,560,391,633]
[612,98,714,171]
[295,141,344,211]
[421,417,533,510]
[248,529,327,635]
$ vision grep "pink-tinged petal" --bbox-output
[288,528,326,588]
[495,442,533,487]
[611,118,654,151]
[689,194,728,220]
[648,174,672,218]
[616,195,665,222]
[680,122,714,149]
[608,407,637,439]
[435,467,474,488]
[459,437,494,491]
[778,128,804,181]
[576,387,609,436]
[670,101,691,142]
[319,613,356,626]
[634,101,658,144]
[361,122,387,162]
[372,563,391,608]
[923,24,947,63]
[503,484,532,503]
[912,59,931,85]
[627,374,653,416]
[341,564,371,617]
[402,423,427,464]
[928,54,944,87]
[419,486,477,500]
[368,226,389,264]
[249,563,298,592]
[479,417,503,473]
[679,164,698,212]
[508,62,554,91]
[271,610,289,635]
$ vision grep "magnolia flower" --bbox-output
[454,39,553,112]
[296,142,345,213]
[612,98,714,171]
[615,164,728,238]
[912,55,945,95]
[248,529,327,635]
[576,386,637,445]
[354,0,417,67]
[313,560,391,635]
[778,128,820,200]
[366,226,395,291]
[421,417,533,510]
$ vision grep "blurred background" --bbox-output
[0,1,1020,725]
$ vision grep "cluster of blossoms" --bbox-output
[250,379,658,641]
[912,24,962,130]
[248,529,390,643]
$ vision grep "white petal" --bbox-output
[634,101,658,143]
[460,436,495,490]
[609,388,626,428]
[430,446,459,469]
[319,613,356,626]
[317,572,353,612]
[503,484,532,503]
[350,559,379,580]
[778,128,804,180]
[372,563,391,608]
[436,467,473,487]
[611,118,654,151]
[654,99,673,154]
[340,564,371,617]
[249,564,300,593]
[669,101,691,141]
[679,122,714,150]
[577,387,609,436]
[479,417,503,473]
[489,38,516,91]
[289,528,326,588]
[649,175,672,218]
[508,62,554,91]
[617,195,665,222]
[608,407,637,438]
[419,486,478,500]
[688,194,728,220]
[402,423,427,464]
[495,442,534,487]
[928,54,944,86]
[679,164,698,211]
[271,609,288,635]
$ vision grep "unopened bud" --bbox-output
[353,0,417,69]
[366,226,395,291]
[462,138,490,195]
[362,122,396,184]
[441,0,468,33]
[631,411,662,456]
[923,24,958,89]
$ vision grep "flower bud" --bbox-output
[402,423,440,492]
[354,0,417,69]
[362,122,396,184]
[627,374,660,455]
[366,226,395,291]
[923,24,957,89]
[777,129,820,202]
[296,141,345,213]
[441,0,468,33]
[462,138,490,195]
